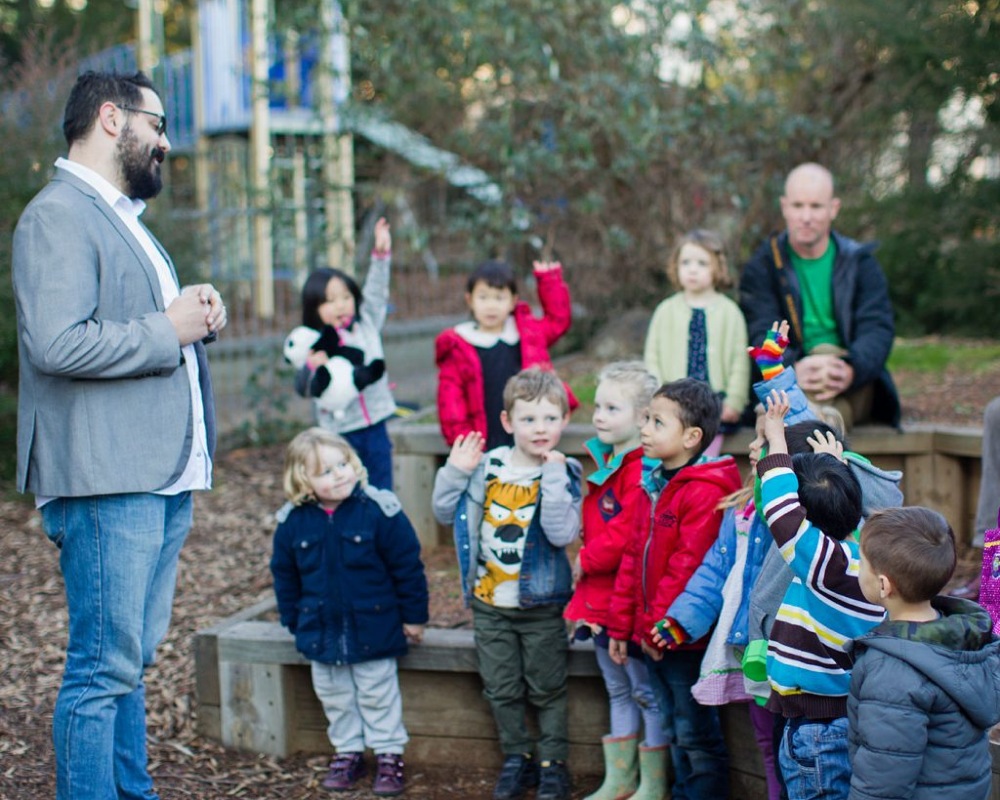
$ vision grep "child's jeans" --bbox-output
[344,419,394,490]
[594,641,668,746]
[645,649,729,800]
[472,599,569,761]
[311,658,408,754]
[778,716,850,800]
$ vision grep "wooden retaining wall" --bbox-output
[194,601,769,797]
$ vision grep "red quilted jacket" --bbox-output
[435,266,577,445]
[606,456,743,650]
[564,443,650,628]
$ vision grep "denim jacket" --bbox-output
[667,502,770,647]
[431,451,582,608]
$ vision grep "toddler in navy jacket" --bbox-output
[271,427,428,796]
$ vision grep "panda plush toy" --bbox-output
[282,325,385,419]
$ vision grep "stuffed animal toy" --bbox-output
[283,325,386,419]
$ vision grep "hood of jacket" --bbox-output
[850,595,1000,729]
[642,454,742,499]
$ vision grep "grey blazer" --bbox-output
[12,167,216,497]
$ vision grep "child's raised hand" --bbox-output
[403,623,424,644]
[762,389,790,455]
[748,320,791,380]
[447,432,485,472]
[807,429,846,462]
[532,260,562,274]
[541,449,567,466]
[374,217,391,253]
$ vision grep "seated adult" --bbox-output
[739,163,900,429]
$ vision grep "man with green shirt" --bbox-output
[739,163,900,428]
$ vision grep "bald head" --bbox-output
[781,162,840,258]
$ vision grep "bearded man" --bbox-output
[12,71,227,800]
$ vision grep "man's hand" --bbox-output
[762,390,790,455]
[795,353,853,400]
[403,623,424,644]
[572,552,583,585]
[167,284,227,346]
[532,260,562,274]
[817,357,854,401]
[793,354,829,394]
[166,291,210,346]
[447,432,485,472]
[608,638,629,666]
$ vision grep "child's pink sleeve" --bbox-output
[534,264,572,346]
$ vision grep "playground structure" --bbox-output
[109,0,498,314]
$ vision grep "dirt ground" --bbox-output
[2,354,999,800]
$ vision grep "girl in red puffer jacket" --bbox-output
[563,362,667,800]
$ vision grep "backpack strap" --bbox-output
[770,234,805,347]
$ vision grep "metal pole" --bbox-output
[319,0,355,272]
[249,0,275,318]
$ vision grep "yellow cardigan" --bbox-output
[643,292,750,417]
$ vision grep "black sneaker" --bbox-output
[536,760,571,800]
[492,753,540,800]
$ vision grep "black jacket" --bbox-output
[739,230,900,426]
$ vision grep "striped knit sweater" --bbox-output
[757,453,884,719]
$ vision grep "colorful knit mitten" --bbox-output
[748,327,790,381]
[653,616,688,650]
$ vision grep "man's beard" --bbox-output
[117,125,164,200]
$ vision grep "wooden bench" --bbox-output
[194,600,769,795]
[391,421,985,551]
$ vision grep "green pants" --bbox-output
[472,598,569,761]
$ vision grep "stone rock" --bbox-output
[587,308,652,361]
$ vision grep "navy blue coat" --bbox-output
[270,485,429,665]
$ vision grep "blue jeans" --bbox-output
[645,649,729,800]
[778,717,850,800]
[344,419,393,490]
[594,643,668,746]
[41,493,194,800]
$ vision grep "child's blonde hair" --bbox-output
[503,366,570,416]
[283,427,368,506]
[666,229,733,291]
[597,360,659,413]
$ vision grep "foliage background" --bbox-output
[0,0,997,399]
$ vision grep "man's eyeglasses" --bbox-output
[117,105,167,136]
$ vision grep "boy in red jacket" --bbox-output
[435,260,578,450]
[608,378,742,800]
